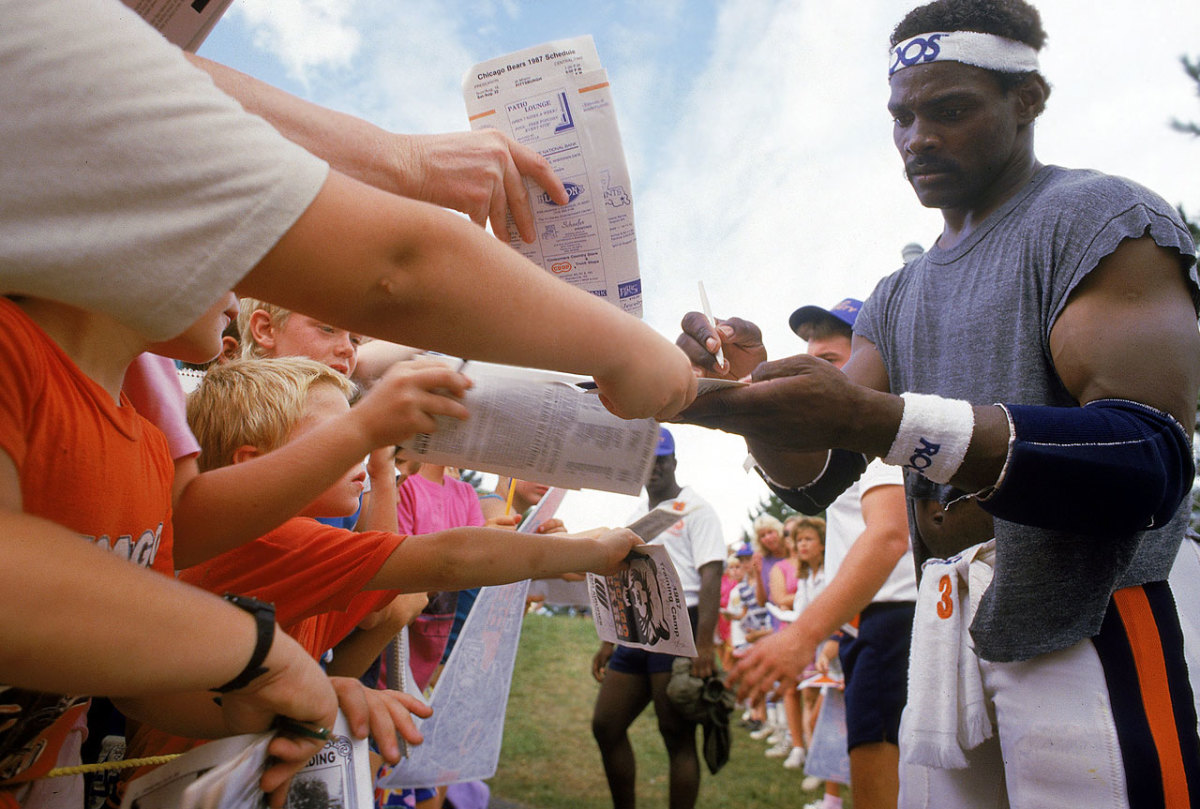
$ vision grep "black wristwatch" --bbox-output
[213,594,277,694]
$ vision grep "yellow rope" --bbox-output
[45,754,182,778]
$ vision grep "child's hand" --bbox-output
[586,527,643,576]
[356,592,429,632]
[485,513,521,531]
[814,639,840,674]
[365,445,398,480]
[329,677,432,764]
[353,357,472,448]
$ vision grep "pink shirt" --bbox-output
[395,472,484,534]
[395,472,484,690]
[774,559,800,599]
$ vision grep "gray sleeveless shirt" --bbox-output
[855,165,1198,662]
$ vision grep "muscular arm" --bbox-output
[973,237,1200,531]
[186,54,567,243]
[239,171,695,421]
[681,240,1196,546]
[679,237,1199,500]
[1049,237,1200,430]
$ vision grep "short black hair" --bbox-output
[892,0,1047,49]
[892,0,1048,92]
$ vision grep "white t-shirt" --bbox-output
[0,0,329,341]
[796,564,827,613]
[824,458,917,603]
[626,485,725,607]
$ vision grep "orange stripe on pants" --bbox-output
[1114,586,1191,807]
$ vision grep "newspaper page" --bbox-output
[121,0,234,51]
[121,716,370,809]
[588,543,697,657]
[397,362,657,496]
[380,579,531,788]
[463,37,643,317]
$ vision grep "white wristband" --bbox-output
[883,392,974,484]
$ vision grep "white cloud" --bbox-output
[231,0,362,84]
[325,0,475,133]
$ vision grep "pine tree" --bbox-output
[739,492,803,547]
[1175,56,1200,242]
[1170,55,1200,139]
[459,468,488,497]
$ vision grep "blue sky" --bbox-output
[199,1,1200,543]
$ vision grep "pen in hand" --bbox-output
[504,478,517,516]
[697,281,725,370]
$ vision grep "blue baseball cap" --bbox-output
[788,297,862,336]
[655,427,675,456]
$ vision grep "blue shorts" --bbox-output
[839,600,915,751]
[607,606,699,676]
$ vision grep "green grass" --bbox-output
[489,613,843,809]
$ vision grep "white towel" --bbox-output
[901,540,995,769]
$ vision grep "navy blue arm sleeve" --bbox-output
[760,449,868,515]
[980,399,1194,536]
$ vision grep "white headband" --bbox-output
[889,31,1040,77]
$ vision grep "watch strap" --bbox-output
[213,594,276,694]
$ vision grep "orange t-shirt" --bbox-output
[0,299,174,798]
[122,517,406,784]
[180,516,405,633]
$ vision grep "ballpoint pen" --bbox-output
[697,281,725,370]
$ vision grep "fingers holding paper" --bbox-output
[584,527,644,576]
[402,130,567,244]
